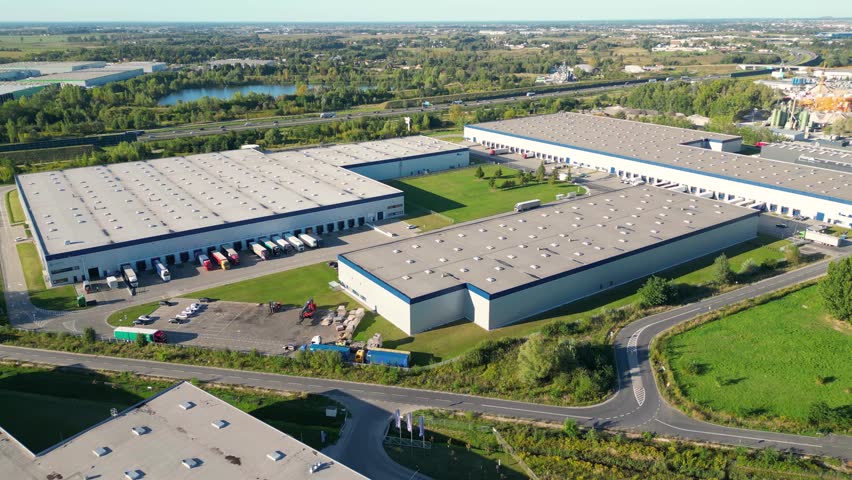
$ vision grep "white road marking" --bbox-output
[654,420,823,447]
[481,404,591,420]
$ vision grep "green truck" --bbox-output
[113,327,167,343]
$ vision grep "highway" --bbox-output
[139,76,730,143]
[0,256,849,470]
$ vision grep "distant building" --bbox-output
[623,65,645,74]
[18,68,144,87]
[0,83,45,104]
[209,59,274,68]
[0,61,105,76]
[0,382,366,479]
[106,61,167,73]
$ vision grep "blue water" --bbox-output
[158,84,375,105]
[158,85,300,105]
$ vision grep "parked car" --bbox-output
[176,313,189,321]
[158,300,172,306]
[189,303,200,312]
[169,318,183,324]
[14,236,25,242]
[198,297,211,303]
[283,344,296,351]
[137,315,151,323]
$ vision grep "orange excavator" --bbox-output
[300,298,317,320]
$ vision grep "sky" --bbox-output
[1,0,849,23]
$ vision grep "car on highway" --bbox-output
[220,125,226,130]
[147,134,154,138]
[273,120,279,125]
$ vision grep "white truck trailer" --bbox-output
[286,235,305,252]
[153,260,171,282]
[272,235,294,253]
[298,233,320,248]
[121,264,138,288]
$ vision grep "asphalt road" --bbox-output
[0,256,849,465]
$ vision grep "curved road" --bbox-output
[0,258,849,467]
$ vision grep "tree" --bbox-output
[548,173,556,185]
[711,254,734,286]
[488,177,497,189]
[819,257,852,323]
[83,327,97,343]
[637,276,674,308]
[536,162,546,183]
[517,335,556,386]
[783,244,801,267]
[135,333,148,347]
[263,127,283,146]
[474,165,484,179]
[494,166,503,178]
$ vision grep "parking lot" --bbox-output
[134,298,341,354]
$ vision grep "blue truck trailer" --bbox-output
[306,343,353,362]
[365,347,411,368]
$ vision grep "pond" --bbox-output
[157,84,375,105]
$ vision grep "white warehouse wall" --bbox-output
[43,196,402,285]
[464,126,852,225]
[484,214,758,329]
[337,259,413,333]
[346,150,470,181]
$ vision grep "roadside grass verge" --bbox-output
[653,281,851,435]
[16,243,82,311]
[5,190,26,225]
[0,264,6,325]
[389,409,846,479]
[388,165,583,232]
[0,362,344,452]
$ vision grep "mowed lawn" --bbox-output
[5,190,26,225]
[388,165,583,231]
[665,285,851,425]
[16,242,82,311]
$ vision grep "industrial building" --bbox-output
[106,61,168,73]
[0,382,365,480]
[0,61,106,75]
[339,186,759,334]
[0,83,44,104]
[16,137,468,286]
[464,113,852,226]
[18,68,145,87]
[760,142,852,174]
[209,58,275,67]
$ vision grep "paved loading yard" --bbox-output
[140,298,339,353]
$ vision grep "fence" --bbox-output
[491,427,540,480]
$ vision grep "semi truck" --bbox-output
[260,237,282,256]
[197,254,213,271]
[113,327,167,344]
[365,347,411,368]
[250,242,269,260]
[271,235,294,254]
[223,246,240,265]
[489,147,510,155]
[210,251,231,270]
[298,233,320,248]
[514,199,541,213]
[286,235,305,252]
[121,264,138,288]
[153,260,171,282]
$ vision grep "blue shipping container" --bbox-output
[308,344,353,362]
[366,348,410,368]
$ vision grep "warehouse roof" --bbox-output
[0,382,364,480]
[0,82,43,95]
[467,113,852,204]
[760,142,852,173]
[17,136,462,256]
[342,186,757,299]
[18,68,143,83]
[0,61,105,72]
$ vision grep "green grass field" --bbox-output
[107,302,160,327]
[16,242,81,311]
[665,285,851,431]
[389,165,583,232]
[0,363,345,452]
[5,190,26,225]
[0,34,100,59]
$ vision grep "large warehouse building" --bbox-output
[17,137,468,286]
[339,186,759,334]
[464,113,852,227]
[0,382,365,479]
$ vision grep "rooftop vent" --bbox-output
[93,446,111,457]
[182,458,201,469]
[486,277,496,283]
[267,451,286,462]
[124,470,144,480]
[212,420,229,429]
[401,275,411,280]
[179,401,195,411]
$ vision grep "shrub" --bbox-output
[83,327,97,343]
[819,257,852,323]
[474,165,484,179]
[517,336,556,386]
[637,275,675,308]
[500,179,516,189]
[739,258,758,276]
[562,418,580,438]
[711,254,734,286]
[783,244,801,266]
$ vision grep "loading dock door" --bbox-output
[815,212,825,221]
[87,267,100,280]
[610,167,616,174]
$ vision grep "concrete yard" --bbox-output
[141,298,340,354]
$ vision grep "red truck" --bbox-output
[210,251,231,270]
[197,254,214,271]
[224,247,239,265]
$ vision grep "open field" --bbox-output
[0,34,101,59]
[388,165,583,232]
[16,242,81,311]
[663,284,851,434]
[5,190,25,225]
[0,363,344,452]
[356,235,794,361]
[389,409,847,479]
